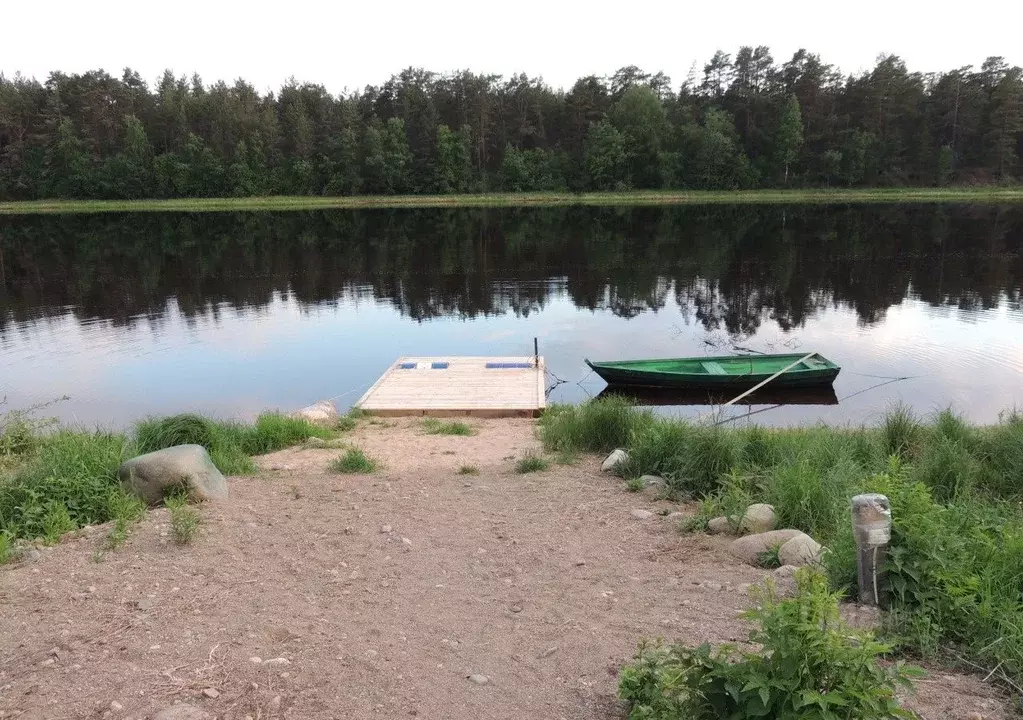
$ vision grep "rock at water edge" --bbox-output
[601,449,629,474]
[290,399,339,424]
[119,445,228,506]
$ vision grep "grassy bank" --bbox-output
[0,411,339,556]
[2,187,1023,215]
[540,399,1023,686]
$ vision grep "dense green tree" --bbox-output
[434,124,473,193]
[679,108,755,189]
[987,67,1023,178]
[1,51,1022,200]
[46,118,92,198]
[500,143,528,191]
[99,115,154,198]
[608,85,671,188]
[774,95,804,184]
[585,119,629,190]
[322,128,361,195]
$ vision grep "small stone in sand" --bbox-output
[630,509,653,520]
[468,673,489,685]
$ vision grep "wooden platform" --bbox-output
[355,356,546,418]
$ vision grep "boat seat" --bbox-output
[702,361,727,375]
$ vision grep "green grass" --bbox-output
[0,429,137,543]
[328,448,377,474]
[421,418,475,436]
[0,408,332,552]
[625,477,645,492]
[3,188,1023,215]
[540,396,652,454]
[541,398,1023,685]
[0,531,13,563]
[515,453,549,474]
[457,464,480,475]
[165,493,201,544]
[135,412,332,475]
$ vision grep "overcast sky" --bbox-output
[5,0,1021,94]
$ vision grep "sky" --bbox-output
[4,0,1022,95]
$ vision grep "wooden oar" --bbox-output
[693,351,818,424]
[719,352,818,410]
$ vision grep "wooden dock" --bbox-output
[355,356,546,418]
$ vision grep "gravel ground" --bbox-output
[0,418,1007,719]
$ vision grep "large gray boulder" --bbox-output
[290,399,339,424]
[601,449,630,473]
[119,445,228,505]
[707,516,732,534]
[728,529,805,565]
[779,533,823,568]
[739,503,778,534]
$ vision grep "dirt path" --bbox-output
[0,419,1006,720]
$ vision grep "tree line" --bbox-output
[1,49,1022,200]
[3,206,1020,331]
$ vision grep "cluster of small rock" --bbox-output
[708,504,824,570]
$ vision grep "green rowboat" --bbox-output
[584,352,840,390]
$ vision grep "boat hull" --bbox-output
[585,354,840,390]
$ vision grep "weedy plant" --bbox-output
[619,571,921,720]
[515,453,549,474]
[625,477,645,492]
[329,448,377,474]
[164,491,201,545]
[421,418,475,436]
[0,531,12,564]
[756,544,782,569]
[457,464,480,475]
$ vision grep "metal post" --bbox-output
[852,493,891,606]
[534,337,539,368]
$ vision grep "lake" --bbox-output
[2,204,1021,428]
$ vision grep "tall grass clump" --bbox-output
[763,458,857,543]
[975,410,1023,498]
[165,492,201,544]
[911,431,981,502]
[539,398,651,454]
[881,403,921,460]
[628,420,739,497]
[0,430,137,542]
[244,412,332,452]
[738,425,782,469]
[515,453,550,474]
[135,414,254,474]
[135,412,332,475]
[329,448,377,474]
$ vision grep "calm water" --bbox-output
[2,205,1022,427]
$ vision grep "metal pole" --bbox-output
[852,493,891,606]
[534,337,539,368]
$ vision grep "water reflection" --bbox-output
[1,205,1021,426]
